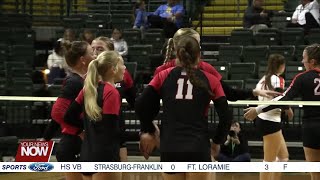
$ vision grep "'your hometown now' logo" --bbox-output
[28,162,54,172]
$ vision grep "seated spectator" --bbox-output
[133,0,149,30]
[217,121,251,162]
[148,0,184,38]
[47,39,67,84]
[243,0,273,34]
[111,28,128,56]
[80,29,95,44]
[287,0,320,32]
[60,28,76,42]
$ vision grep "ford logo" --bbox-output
[28,163,54,172]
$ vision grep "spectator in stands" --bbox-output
[64,51,125,180]
[217,120,251,162]
[133,0,149,30]
[80,29,95,44]
[243,0,273,34]
[287,0,320,33]
[148,0,184,38]
[62,28,76,42]
[111,28,128,56]
[47,39,67,84]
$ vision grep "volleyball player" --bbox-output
[155,28,280,101]
[136,36,232,180]
[255,54,293,180]
[244,44,320,180]
[43,41,94,180]
[64,51,125,180]
[91,36,114,57]
[92,36,136,162]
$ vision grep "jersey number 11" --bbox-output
[176,78,193,100]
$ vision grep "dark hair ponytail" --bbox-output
[176,37,214,96]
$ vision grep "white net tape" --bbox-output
[0,96,319,106]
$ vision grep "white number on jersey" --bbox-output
[176,78,193,100]
[314,78,320,95]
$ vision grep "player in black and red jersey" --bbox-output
[244,44,320,180]
[64,51,125,180]
[92,36,136,162]
[136,36,232,180]
[43,41,94,180]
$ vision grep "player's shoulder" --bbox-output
[66,73,82,83]
[294,69,317,80]
[270,74,283,81]
[200,69,219,81]
[102,83,120,98]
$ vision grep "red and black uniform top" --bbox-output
[64,82,122,162]
[136,66,232,153]
[43,73,84,140]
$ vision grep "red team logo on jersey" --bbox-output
[15,141,54,162]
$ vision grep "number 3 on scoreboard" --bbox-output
[176,78,193,100]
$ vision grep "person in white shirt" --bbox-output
[288,0,320,32]
[110,28,128,56]
[254,54,293,180]
[47,39,68,84]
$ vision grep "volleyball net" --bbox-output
[0,95,318,132]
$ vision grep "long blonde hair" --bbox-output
[83,51,121,121]
[164,28,199,63]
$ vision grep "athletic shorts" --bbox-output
[255,117,281,136]
[302,127,320,149]
[55,134,82,162]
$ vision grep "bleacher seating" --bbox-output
[230,28,254,45]
[218,45,242,62]
[280,28,305,45]
[306,28,320,45]
[242,45,269,65]
[254,32,279,45]
[124,62,138,80]
[229,62,256,80]
[285,61,304,80]
[123,29,142,45]
[269,45,295,62]
[209,61,229,80]
[196,0,286,35]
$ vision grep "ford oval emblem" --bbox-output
[28,163,54,172]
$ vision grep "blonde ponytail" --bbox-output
[83,51,121,121]
[84,60,102,121]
